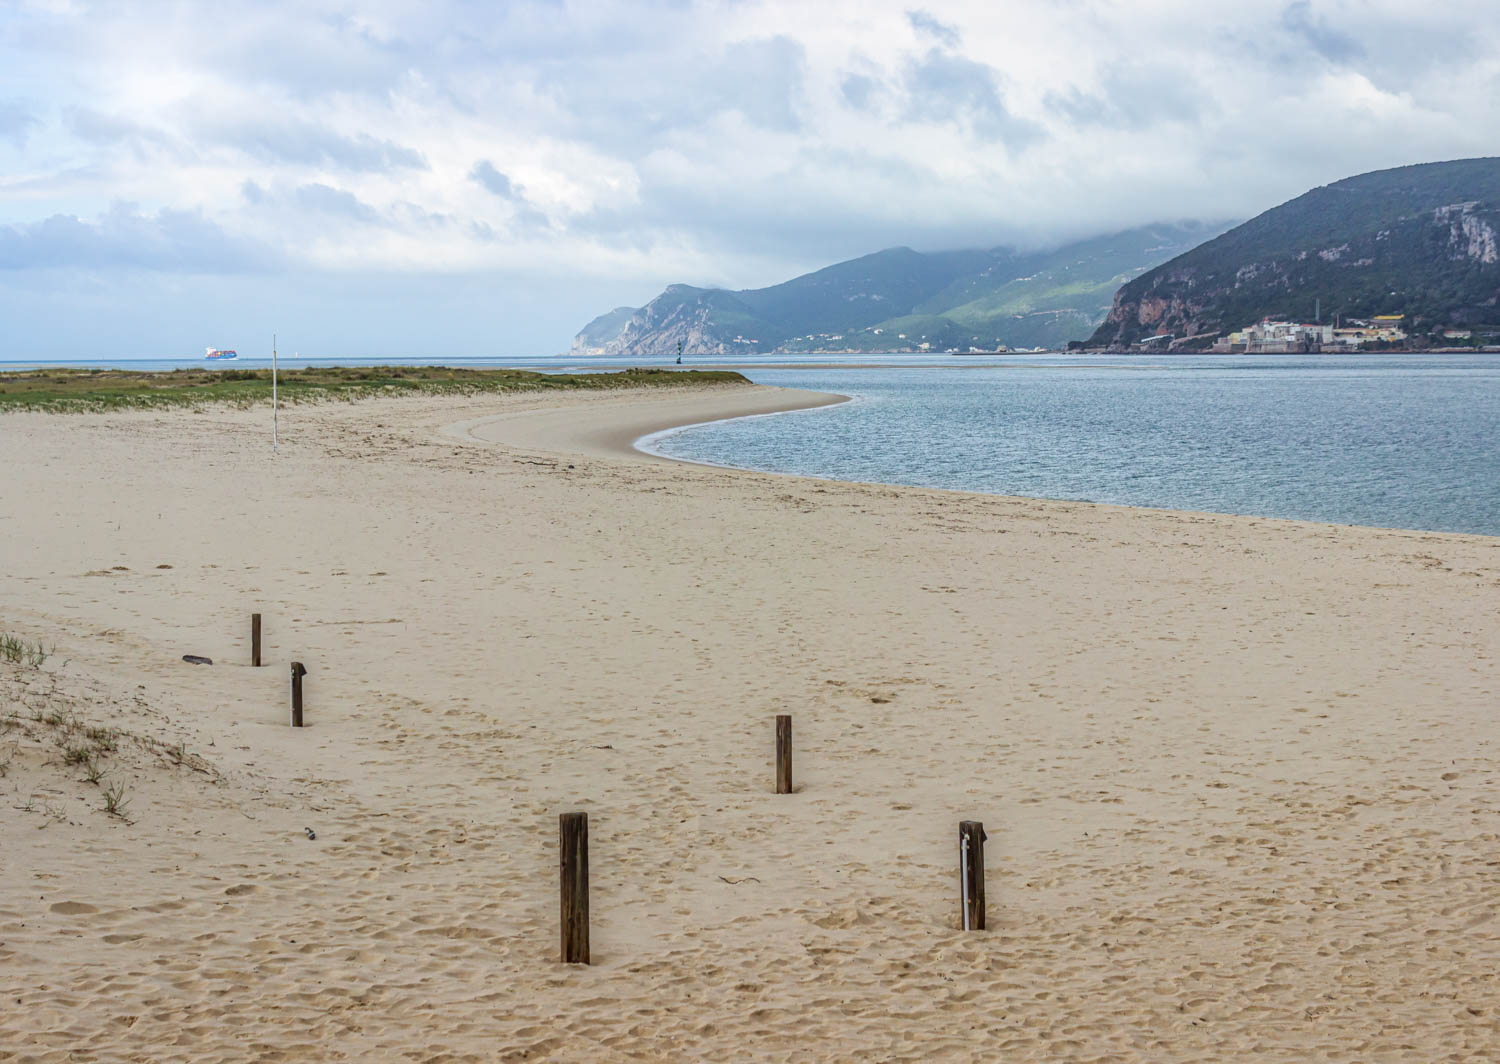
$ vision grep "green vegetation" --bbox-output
[1089,157,1500,348]
[0,365,750,413]
[103,780,129,818]
[576,222,1228,355]
[2,697,123,818]
[0,664,218,827]
[735,247,994,339]
[0,633,50,667]
[779,313,989,354]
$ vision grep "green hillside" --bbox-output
[778,314,982,354]
[574,222,1226,355]
[735,247,997,340]
[1088,158,1500,348]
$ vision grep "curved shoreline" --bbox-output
[633,394,864,467]
[437,382,1500,541]
[447,383,849,463]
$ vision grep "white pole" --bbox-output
[272,333,278,454]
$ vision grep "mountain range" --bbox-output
[1087,157,1500,349]
[577,157,1500,357]
[573,222,1229,356]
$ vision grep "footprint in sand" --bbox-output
[50,901,98,915]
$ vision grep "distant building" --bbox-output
[1211,319,1321,353]
[1211,314,1405,353]
[1339,316,1407,346]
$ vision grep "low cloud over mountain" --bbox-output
[3,1,1499,356]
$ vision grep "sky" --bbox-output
[2,0,1498,358]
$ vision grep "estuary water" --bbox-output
[644,354,1500,537]
[8,352,1498,536]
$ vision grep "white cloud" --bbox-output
[2,0,1499,355]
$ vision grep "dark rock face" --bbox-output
[1088,158,1500,350]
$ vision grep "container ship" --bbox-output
[204,347,238,360]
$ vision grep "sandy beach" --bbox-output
[4,380,1500,1062]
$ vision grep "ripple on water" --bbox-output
[648,354,1500,537]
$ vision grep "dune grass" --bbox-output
[0,633,50,667]
[0,365,751,413]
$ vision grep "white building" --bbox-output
[1211,317,1402,353]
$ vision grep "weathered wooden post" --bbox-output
[251,613,262,667]
[559,812,589,964]
[959,820,987,931]
[775,715,793,794]
[289,661,306,727]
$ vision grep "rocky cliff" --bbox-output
[1088,158,1500,349]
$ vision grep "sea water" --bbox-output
[645,354,1500,537]
[9,352,1498,536]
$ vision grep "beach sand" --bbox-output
[3,381,1499,1062]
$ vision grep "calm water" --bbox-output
[9,353,1498,536]
[645,354,1500,537]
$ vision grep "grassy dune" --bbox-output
[0,365,750,413]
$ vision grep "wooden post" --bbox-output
[959,820,987,930]
[775,715,793,794]
[559,812,590,964]
[289,661,306,727]
[251,613,262,668]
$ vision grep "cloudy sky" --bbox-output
[2,0,1497,358]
